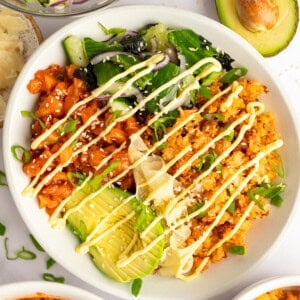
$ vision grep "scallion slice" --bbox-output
[11,145,31,163]
[228,245,245,255]
[67,171,87,187]
[202,71,222,87]
[131,278,143,297]
[221,67,248,83]
[0,170,7,186]
[42,273,65,283]
[247,182,286,209]
[4,237,36,260]
[58,118,78,135]
[198,86,212,99]
[46,257,56,270]
[21,110,46,129]
[0,222,6,236]
[269,151,285,178]
[197,150,222,173]
[189,202,207,218]
[29,234,45,252]
[203,113,224,122]
[227,200,236,215]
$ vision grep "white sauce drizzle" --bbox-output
[25,52,284,279]
[31,53,166,150]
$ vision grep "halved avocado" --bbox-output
[215,0,299,56]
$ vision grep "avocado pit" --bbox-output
[236,0,279,32]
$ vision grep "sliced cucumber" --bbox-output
[110,97,131,112]
[63,35,89,67]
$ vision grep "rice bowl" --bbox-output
[3,5,300,300]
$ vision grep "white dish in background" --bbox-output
[233,276,300,300]
[0,281,102,300]
[2,5,300,300]
[0,0,115,17]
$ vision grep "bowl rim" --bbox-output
[2,4,300,300]
[0,0,116,17]
[233,275,300,300]
[0,280,103,299]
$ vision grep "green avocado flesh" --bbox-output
[215,0,299,56]
[66,184,165,282]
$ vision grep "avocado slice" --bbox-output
[66,183,165,283]
[215,0,299,56]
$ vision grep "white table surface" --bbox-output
[0,1,299,299]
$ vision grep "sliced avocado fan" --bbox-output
[66,173,165,283]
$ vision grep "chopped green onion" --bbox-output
[17,247,37,260]
[67,171,87,187]
[46,257,56,269]
[29,234,45,252]
[270,194,284,207]
[228,245,245,255]
[198,86,212,99]
[98,22,126,37]
[4,237,17,260]
[131,278,143,297]
[227,200,236,215]
[196,150,222,173]
[247,188,265,210]
[0,170,7,186]
[21,110,46,129]
[58,118,78,135]
[189,202,206,218]
[269,151,285,178]
[222,123,235,142]
[221,67,248,83]
[0,222,6,236]
[151,111,179,142]
[247,182,286,209]
[131,199,155,232]
[203,113,224,122]
[42,273,65,283]
[106,110,122,127]
[4,237,36,260]
[11,145,31,163]
[202,71,222,86]
[87,161,121,193]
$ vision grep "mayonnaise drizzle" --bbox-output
[23,57,221,198]
[26,52,283,279]
[49,142,127,228]
[31,53,166,150]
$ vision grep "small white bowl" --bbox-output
[0,281,103,300]
[234,276,300,300]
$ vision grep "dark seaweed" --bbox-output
[120,33,147,54]
[215,51,234,71]
[73,64,98,92]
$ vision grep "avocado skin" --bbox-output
[67,185,165,283]
[215,0,299,56]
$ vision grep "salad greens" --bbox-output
[64,22,242,137]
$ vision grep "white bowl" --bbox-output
[3,5,300,300]
[0,0,115,17]
[0,281,102,300]
[233,276,300,300]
